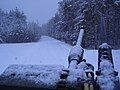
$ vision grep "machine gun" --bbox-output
[95,43,119,90]
[58,27,94,90]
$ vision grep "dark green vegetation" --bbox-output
[0,8,42,43]
[44,0,120,49]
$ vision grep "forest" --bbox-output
[0,8,42,43]
[43,0,120,49]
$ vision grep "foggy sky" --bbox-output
[0,0,61,25]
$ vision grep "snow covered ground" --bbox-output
[0,36,120,77]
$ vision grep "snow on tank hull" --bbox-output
[0,64,94,90]
[0,65,64,90]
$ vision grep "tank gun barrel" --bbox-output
[76,28,84,46]
[68,28,84,69]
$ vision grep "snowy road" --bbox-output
[0,36,120,77]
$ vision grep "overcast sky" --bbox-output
[0,0,61,25]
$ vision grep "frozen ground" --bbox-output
[0,36,120,77]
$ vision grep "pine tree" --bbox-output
[45,0,120,49]
[0,8,42,43]
[5,8,27,43]
[27,22,42,42]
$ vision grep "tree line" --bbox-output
[43,0,120,49]
[0,8,42,43]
